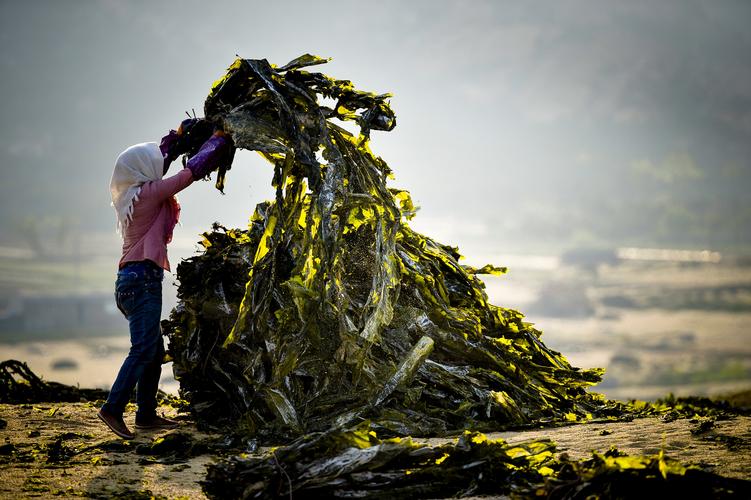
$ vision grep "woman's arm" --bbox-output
[145,133,232,202]
[142,168,194,202]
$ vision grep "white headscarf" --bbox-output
[109,142,164,233]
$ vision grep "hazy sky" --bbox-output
[1,0,750,255]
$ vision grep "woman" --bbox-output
[98,120,233,439]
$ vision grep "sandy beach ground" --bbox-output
[0,402,748,498]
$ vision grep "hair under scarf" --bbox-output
[109,142,180,241]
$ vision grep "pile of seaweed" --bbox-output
[164,54,606,441]
[0,359,108,404]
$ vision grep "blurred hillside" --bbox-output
[1,1,750,254]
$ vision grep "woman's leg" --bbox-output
[135,342,164,420]
[102,270,163,417]
[135,280,164,421]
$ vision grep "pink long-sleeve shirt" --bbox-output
[118,168,194,272]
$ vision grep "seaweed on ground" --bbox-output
[202,422,751,499]
[0,359,108,404]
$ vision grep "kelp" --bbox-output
[164,54,607,440]
[591,393,751,427]
[0,359,109,403]
[203,424,557,498]
[202,423,751,499]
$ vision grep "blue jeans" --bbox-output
[102,260,164,419]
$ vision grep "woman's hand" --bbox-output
[185,134,233,180]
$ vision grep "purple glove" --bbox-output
[159,130,180,174]
[186,134,232,180]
